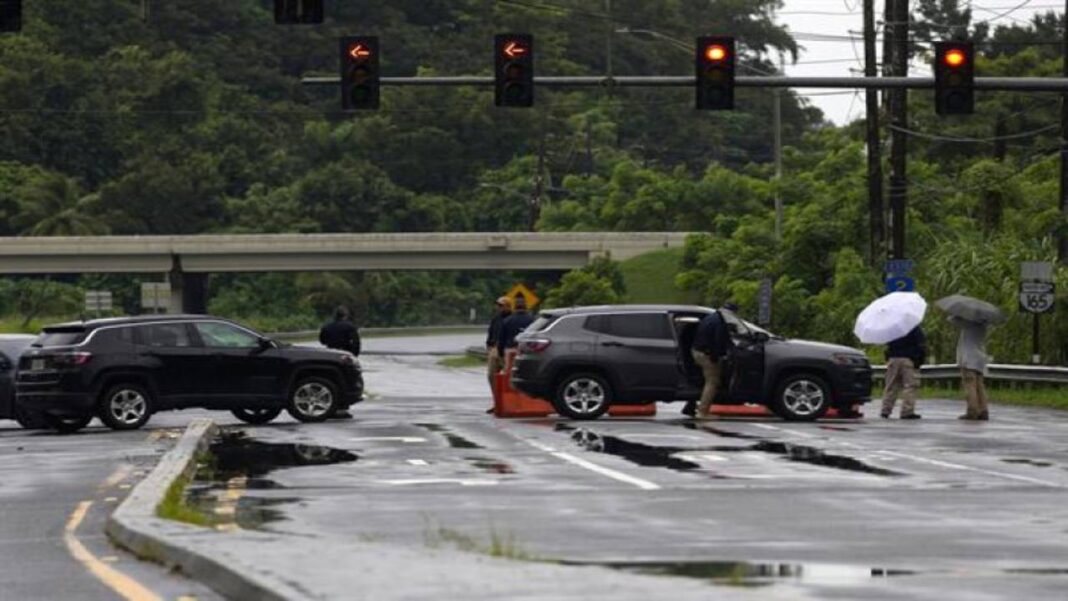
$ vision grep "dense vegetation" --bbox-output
[1,1,1067,364]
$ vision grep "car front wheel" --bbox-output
[231,407,283,425]
[553,373,612,420]
[286,377,340,423]
[98,384,154,431]
[772,374,831,422]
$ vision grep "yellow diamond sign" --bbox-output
[505,283,539,310]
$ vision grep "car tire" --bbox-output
[231,407,283,425]
[771,373,832,422]
[13,405,47,429]
[286,377,340,423]
[552,372,612,420]
[43,414,93,434]
[98,383,154,431]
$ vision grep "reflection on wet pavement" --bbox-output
[467,457,516,474]
[560,425,904,477]
[570,560,917,587]
[416,423,485,449]
[184,430,357,530]
[1002,458,1054,468]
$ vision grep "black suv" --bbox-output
[511,305,872,421]
[16,315,363,433]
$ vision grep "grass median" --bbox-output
[438,355,485,369]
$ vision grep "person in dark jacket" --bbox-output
[497,295,534,362]
[485,296,512,412]
[881,325,925,419]
[687,307,732,419]
[319,306,361,419]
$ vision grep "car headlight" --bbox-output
[832,353,869,366]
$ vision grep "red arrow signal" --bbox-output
[503,41,528,59]
[348,43,372,59]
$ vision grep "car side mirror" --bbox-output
[257,337,274,351]
[751,332,770,344]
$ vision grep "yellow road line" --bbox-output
[98,465,134,492]
[64,501,162,601]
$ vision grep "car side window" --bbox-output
[588,313,672,339]
[137,323,195,348]
[194,322,259,349]
[94,327,134,347]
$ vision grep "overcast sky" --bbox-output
[777,0,1061,124]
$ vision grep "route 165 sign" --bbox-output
[1019,281,1055,314]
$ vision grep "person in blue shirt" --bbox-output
[497,295,534,364]
[881,325,925,419]
[687,306,732,419]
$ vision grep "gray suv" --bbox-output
[511,305,872,421]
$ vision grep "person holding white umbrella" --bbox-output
[854,291,928,420]
[880,325,926,419]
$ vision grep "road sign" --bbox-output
[885,276,914,293]
[84,291,112,313]
[884,259,914,276]
[141,282,171,312]
[1019,281,1055,314]
[757,278,773,326]
[505,283,539,310]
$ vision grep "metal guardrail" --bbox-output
[874,364,1068,385]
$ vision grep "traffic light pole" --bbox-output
[302,75,1068,91]
[888,0,909,261]
[863,0,884,268]
[1060,0,1068,264]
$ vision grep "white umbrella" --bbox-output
[853,292,927,344]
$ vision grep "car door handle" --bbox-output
[600,341,625,347]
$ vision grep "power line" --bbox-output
[888,122,1058,142]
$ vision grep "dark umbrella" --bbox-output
[935,294,1007,325]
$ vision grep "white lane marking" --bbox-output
[880,451,1064,488]
[380,478,498,486]
[675,453,729,463]
[752,423,821,439]
[349,436,427,443]
[407,459,430,466]
[612,433,705,441]
[525,439,661,491]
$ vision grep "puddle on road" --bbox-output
[416,423,485,449]
[184,431,357,530]
[569,560,917,588]
[1001,458,1054,468]
[680,423,762,440]
[558,424,903,477]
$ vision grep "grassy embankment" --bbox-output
[619,247,698,305]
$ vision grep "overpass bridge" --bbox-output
[0,232,691,312]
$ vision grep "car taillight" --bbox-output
[53,352,92,367]
[520,339,552,353]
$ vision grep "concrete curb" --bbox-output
[105,419,295,601]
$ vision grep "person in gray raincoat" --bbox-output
[949,316,990,421]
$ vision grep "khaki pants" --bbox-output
[691,350,722,416]
[487,348,502,393]
[881,357,919,416]
[961,368,989,418]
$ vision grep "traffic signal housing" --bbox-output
[934,41,974,115]
[696,36,735,110]
[495,34,534,107]
[275,0,323,24]
[340,36,380,111]
[0,0,21,32]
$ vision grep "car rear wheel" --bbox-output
[98,384,153,431]
[231,407,283,425]
[772,374,831,422]
[553,373,611,420]
[286,377,339,423]
[43,414,93,434]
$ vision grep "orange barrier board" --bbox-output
[492,372,657,419]
[710,404,858,419]
[607,404,657,417]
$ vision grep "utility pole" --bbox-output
[1059,0,1068,262]
[773,54,784,241]
[864,0,884,267]
[888,0,910,260]
[605,0,613,91]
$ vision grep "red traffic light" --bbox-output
[943,48,966,68]
[705,44,728,62]
[348,43,372,60]
[502,40,528,59]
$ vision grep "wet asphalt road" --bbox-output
[4,333,1068,600]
